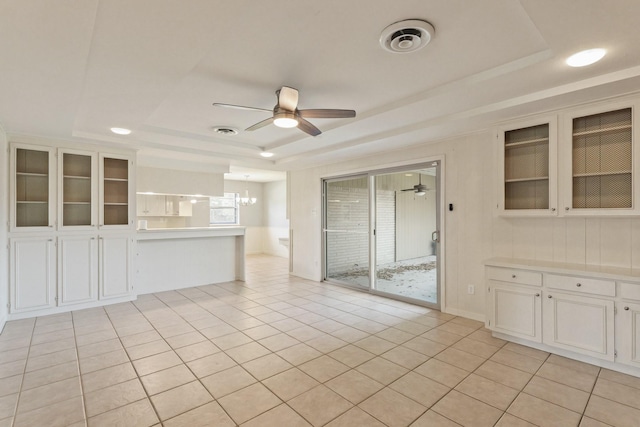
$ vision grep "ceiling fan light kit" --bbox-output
[379,19,435,54]
[213,86,355,136]
[273,111,299,128]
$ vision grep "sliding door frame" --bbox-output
[321,155,446,311]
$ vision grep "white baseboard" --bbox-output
[0,313,7,335]
[443,307,485,323]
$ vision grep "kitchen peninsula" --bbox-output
[136,226,245,295]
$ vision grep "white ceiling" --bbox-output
[2,1,640,181]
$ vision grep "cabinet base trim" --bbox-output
[493,331,640,378]
[7,294,136,321]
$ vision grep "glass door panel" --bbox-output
[374,166,439,306]
[324,176,369,288]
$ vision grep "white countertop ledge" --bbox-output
[485,257,640,282]
[137,226,245,240]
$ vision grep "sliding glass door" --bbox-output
[323,162,441,308]
[374,165,439,306]
[323,175,370,288]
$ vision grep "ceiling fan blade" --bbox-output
[213,103,272,113]
[278,86,299,111]
[298,109,356,119]
[246,117,274,131]
[297,117,321,137]
[401,188,414,192]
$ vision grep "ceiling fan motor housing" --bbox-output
[380,19,435,53]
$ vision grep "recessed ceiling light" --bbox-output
[110,127,131,135]
[260,152,274,158]
[405,173,413,176]
[566,49,606,67]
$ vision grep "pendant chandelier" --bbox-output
[240,175,257,206]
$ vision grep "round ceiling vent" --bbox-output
[379,19,435,54]
[212,126,239,136]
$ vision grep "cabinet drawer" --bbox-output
[487,267,541,287]
[545,274,615,297]
[619,282,640,301]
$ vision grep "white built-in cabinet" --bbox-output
[58,235,98,306]
[99,234,133,299]
[9,237,56,313]
[489,282,542,342]
[8,141,136,317]
[498,98,640,216]
[486,260,640,376]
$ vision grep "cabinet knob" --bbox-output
[551,208,556,212]
[548,295,553,299]
[535,293,540,297]
[511,274,516,279]
[565,207,570,211]
[576,283,582,287]
[624,306,630,311]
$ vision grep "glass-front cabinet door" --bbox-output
[11,144,56,231]
[59,149,97,229]
[497,116,557,215]
[100,154,133,228]
[568,107,633,212]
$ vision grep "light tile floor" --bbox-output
[1,255,639,426]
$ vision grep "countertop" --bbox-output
[136,226,245,240]
[485,257,640,282]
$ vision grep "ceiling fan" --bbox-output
[401,174,430,196]
[213,86,356,137]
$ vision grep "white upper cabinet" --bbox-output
[10,143,56,231]
[559,100,639,216]
[497,116,558,216]
[58,149,98,230]
[498,98,639,217]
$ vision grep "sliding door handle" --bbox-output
[431,230,440,243]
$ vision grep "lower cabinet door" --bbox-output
[489,282,542,343]
[617,301,640,368]
[99,234,132,299]
[543,291,615,361]
[10,237,56,312]
[58,235,99,305]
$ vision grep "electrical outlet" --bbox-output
[467,285,475,295]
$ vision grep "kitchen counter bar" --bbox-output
[136,227,245,294]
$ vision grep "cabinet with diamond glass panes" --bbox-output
[560,100,639,216]
[497,116,558,216]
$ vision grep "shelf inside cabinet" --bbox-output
[572,124,632,137]
[506,176,549,183]
[504,137,549,149]
[17,201,47,204]
[573,171,631,178]
[16,172,48,177]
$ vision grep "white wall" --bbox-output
[290,96,640,321]
[289,132,494,320]
[0,124,7,331]
[262,180,289,258]
[224,180,264,254]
